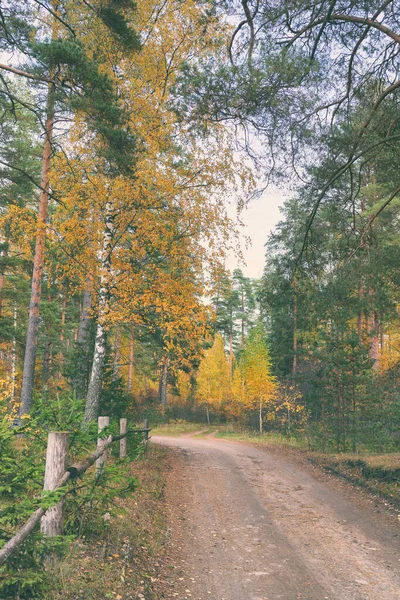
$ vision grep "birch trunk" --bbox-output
[84,202,114,423]
[19,80,55,416]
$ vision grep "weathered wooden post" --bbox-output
[96,416,110,475]
[143,418,149,442]
[41,431,69,536]
[120,418,127,458]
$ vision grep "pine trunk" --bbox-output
[128,329,134,392]
[0,246,7,318]
[369,311,380,371]
[57,293,66,379]
[358,283,364,344]
[112,326,120,380]
[42,342,52,390]
[292,290,298,376]
[10,305,17,402]
[241,288,245,349]
[159,356,168,408]
[84,202,114,423]
[77,282,92,347]
[229,329,233,380]
[19,81,55,417]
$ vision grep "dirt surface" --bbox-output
[152,434,400,600]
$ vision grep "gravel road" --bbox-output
[152,434,400,600]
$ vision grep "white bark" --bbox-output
[84,202,114,423]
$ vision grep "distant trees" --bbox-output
[196,334,231,424]
[233,325,276,434]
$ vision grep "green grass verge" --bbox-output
[214,428,307,448]
[150,422,210,436]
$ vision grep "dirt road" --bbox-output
[152,434,400,600]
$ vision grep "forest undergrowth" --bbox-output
[44,445,170,600]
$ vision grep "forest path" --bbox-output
[152,435,400,600]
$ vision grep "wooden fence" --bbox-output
[0,417,150,566]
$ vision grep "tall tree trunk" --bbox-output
[77,281,92,347]
[292,289,298,376]
[18,80,55,416]
[42,342,52,391]
[57,292,66,379]
[241,288,245,349]
[229,328,233,380]
[259,400,263,435]
[73,281,92,398]
[336,370,341,452]
[358,284,364,344]
[369,311,380,371]
[10,305,17,403]
[84,202,114,423]
[0,245,8,318]
[112,326,120,380]
[159,356,168,408]
[366,289,379,370]
[127,328,134,392]
[206,405,210,425]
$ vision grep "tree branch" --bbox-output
[0,63,53,84]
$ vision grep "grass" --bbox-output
[150,421,210,436]
[214,428,307,448]
[150,421,306,447]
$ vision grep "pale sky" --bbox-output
[227,187,286,279]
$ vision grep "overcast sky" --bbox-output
[226,186,286,279]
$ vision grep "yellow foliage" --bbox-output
[196,334,231,410]
[176,371,192,403]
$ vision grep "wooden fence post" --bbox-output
[40,431,69,536]
[120,418,127,458]
[96,416,110,475]
[143,418,149,441]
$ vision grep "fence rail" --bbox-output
[0,418,150,566]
